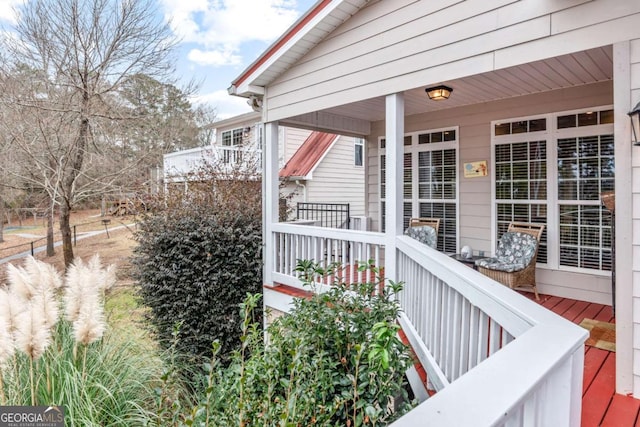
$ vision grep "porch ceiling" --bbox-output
[301,46,613,124]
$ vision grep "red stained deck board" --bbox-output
[264,283,313,299]
[576,302,609,325]
[583,348,610,395]
[561,300,591,323]
[593,304,614,323]
[601,394,640,427]
[549,297,579,317]
[539,295,564,310]
[582,352,616,426]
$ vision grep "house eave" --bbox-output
[229,0,369,97]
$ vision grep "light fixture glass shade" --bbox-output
[425,85,453,101]
[629,101,640,145]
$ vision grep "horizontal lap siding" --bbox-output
[305,136,365,216]
[282,128,312,164]
[366,82,612,301]
[631,38,640,397]
[264,0,640,122]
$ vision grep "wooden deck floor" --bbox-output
[522,292,639,426]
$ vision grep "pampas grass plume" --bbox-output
[0,289,16,364]
[64,256,111,345]
[0,285,27,341]
[13,298,50,360]
[74,295,105,346]
[24,256,63,291]
[6,264,35,302]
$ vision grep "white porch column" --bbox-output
[385,93,405,283]
[263,121,279,287]
[613,41,634,396]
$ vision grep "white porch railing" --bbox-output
[393,236,587,426]
[271,223,385,289]
[163,145,261,181]
[268,227,588,427]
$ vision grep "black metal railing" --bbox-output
[296,202,350,229]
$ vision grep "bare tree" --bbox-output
[1,0,178,266]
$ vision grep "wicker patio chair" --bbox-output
[404,217,440,249]
[475,222,545,300]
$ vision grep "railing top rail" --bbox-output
[164,144,261,159]
[273,222,386,246]
[396,235,574,337]
[164,146,211,158]
[391,322,587,427]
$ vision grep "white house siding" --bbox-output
[304,136,365,217]
[281,127,311,168]
[366,82,614,303]
[628,38,640,397]
[263,0,640,123]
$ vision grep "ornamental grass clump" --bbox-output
[5,258,61,405]
[64,255,115,377]
[0,256,157,425]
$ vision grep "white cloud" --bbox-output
[160,0,300,67]
[187,47,241,67]
[0,0,24,24]
[191,89,252,119]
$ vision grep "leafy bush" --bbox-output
[133,163,263,363]
[183,260,414,426]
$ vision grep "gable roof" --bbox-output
[279,131,338,179]
[229,0,369,97]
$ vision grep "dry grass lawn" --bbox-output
[1,210,146,334]
[1,211,138,281]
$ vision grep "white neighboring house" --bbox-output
[163,111,365,226]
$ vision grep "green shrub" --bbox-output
[184,260,414,426]
[133,165,263,363]
[134,213,262,362]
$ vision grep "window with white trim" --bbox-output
[221,127,245,164]
[354,138,364,166]
[492,107,614,273]
[380,127,458,252]
[221,128,243,146]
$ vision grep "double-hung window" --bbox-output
[380,127,459,252]
[221,127,244,163]
[492,107,614,273]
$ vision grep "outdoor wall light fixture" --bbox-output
[425,85,453,101]
[629,101,640,145]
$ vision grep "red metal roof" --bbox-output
[279,131,338,178]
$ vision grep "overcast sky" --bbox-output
[0,0,318,120]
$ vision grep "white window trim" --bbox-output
[379,126,460,252]
[354,137,364,167]
[491,105,614,276]
[221,127,244,147]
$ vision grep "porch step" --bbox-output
[398,329,434,400]
[264,283,314,299]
